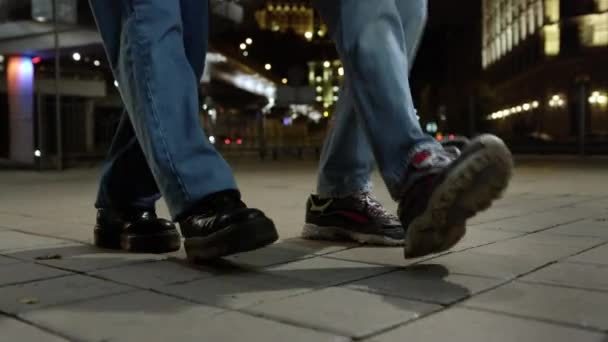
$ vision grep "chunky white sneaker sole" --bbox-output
[301,223,404,246]
[403,134,513,258]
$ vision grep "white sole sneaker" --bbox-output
[302,223,404,246]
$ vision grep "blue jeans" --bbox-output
[90,0,238,220]
[315,0,440,200]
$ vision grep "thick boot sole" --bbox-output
[184,217,279,263]
[404,134,513,259]
[94,228,182,254]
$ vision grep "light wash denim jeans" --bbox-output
[90,0,238,220]
[314,0,441,200]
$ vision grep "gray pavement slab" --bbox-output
[467,232,602,261]
[521,262,608,292]
[90,260,215,289]
[225,238,355,268]
[0,315,68,342]
[158,271,317,309]
[463,281,608,330]
[368,307,606,342]
[471,208,588,233]
[567,243,608,265]
[420,250,552,279]
[0,255,22,266]
[6,243,168,272]
[346,265,504,305]
[0,214,92,243]
[247,286,440,339]
[263,256,392,286]
[0,231,70,253]
[450,227,523,251]
[2,158,608,340]
[0,262,71,287]
[323,246,425,267]
[546,218,608,238]
[0,274,133,314]
[23,291,345,342]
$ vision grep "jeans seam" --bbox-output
[128,2,191,205]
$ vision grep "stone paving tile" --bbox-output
[0,214,92,243]
[0,231,70,253]
[0,213,53,230]
[472,209,588,233]
[521,262,608,292]
[7,243,168,272]
[0,274,132,314]
[346,265,504,305]
[469,232,602,261]
[0,315,68,342]
[468,194,593,226]
[451,227,523,251]
[263,256,392,286]
[545,218,608,238]
[567,243,608,265]
[323,247,427,267]
[0,255,22,266]
[469,207,532,225]
[225,239,355,268]
[23,291,343,342]
[463,281,608,330]
[0,262,71,287]
[91,260,215,289]
[422,250,551,280]
[571,196,608,210]
[368,307,605,342]
[248,287,440,339]
[159,271,317,309]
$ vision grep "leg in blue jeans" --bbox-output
[90,0,237,220]
[317,0,429,198]
[315,0,440,199]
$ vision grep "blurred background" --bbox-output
[0,0,607,170]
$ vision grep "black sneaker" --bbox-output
[399,134,513,258]
[179,190,279,262]
[302,193,404,246]
[94,208,181,253]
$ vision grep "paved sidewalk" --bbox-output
[1,158,608,341]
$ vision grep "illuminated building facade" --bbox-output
[482,0,608,151]
[255,1,327,41]
[307,60,343,110]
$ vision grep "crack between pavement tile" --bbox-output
[467,192,608,226]
[460,306,608,334]
[0,311,80,342]
[358,239,608,340]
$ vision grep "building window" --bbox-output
[544,0,560,23]
[544,23,561,55]
[580,13,608,47]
